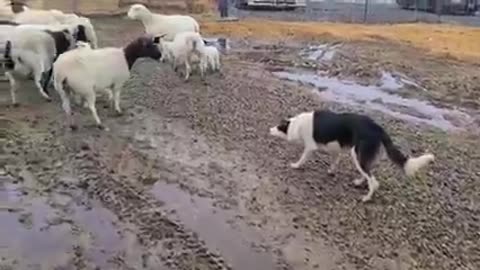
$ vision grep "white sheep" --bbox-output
[157,31,207,81]
[65,41,110,107]
[0,1,65,24]
[5,27,76,105]
[53,35,162,130]
[0,1,98,48]
[203,45,221,72]
[127,4,199,41]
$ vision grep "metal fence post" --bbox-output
[363,0,369,22]
[435,0,442,23]
[306,0,311,20]
[414,0,418,21]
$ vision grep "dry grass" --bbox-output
[200,19,480,61]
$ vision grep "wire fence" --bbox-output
[229,0,480,25]
[15,0,480,25]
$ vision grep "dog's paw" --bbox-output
[290,163,301,169]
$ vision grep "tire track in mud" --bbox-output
[72,148,232,270]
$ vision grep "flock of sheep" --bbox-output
[0,1,221,130]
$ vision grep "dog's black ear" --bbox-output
[277,119,290,134]
[153,36,160,44]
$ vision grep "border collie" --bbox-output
[269,110,435,202]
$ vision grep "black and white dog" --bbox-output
[269,110,435,202]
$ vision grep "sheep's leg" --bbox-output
[5,72,18,106]
[199,57,206,80]
[33,71,52,101]
[84,91,104,129]
[105,88,113,102]
[184,60,191,81]
[112,85,123,116]
[101,88,113,108]
[41,68,53,95]
[216,56,221,71]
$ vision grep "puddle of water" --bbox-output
[273,70,472,131]
[0,185,73,267]
[151,181,277,270]
[0,178,126,269]
[72,202,123,268]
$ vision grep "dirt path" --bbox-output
[1,17,479,270]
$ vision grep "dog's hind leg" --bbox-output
[325,142,343,175]
[351,144,380,202]
[327,154,342,175]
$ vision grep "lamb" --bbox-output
[127,4,199,41]
[4,27,76,105]
[53,35,162,130]
[202,45,221,72]
[156,31,207,81]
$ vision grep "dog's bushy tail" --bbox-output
[381,131,434,177]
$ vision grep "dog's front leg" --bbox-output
[291,147,314,169]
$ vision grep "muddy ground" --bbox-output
[1,17,479,270]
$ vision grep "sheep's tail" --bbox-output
[381,130,435,177]
[0,0,14,19]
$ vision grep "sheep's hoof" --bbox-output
[97,124,107,130]
[45,98,52,103]
[70,124,78,131]
[11,103,20,108]
[115,111,123,117]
